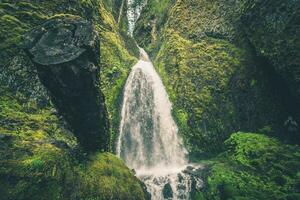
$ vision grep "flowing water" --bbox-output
[116,1,203,199]
[116,48,187,170]
[116,49,203,199]
[127,0,147,36]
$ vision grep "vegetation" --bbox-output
[134,0,175,54]
[0,1,144,199]
[0,87,146,200]
[155,29,244,153]
[1,0,300,199]
[196,132,300,200]
[135,0,299,155]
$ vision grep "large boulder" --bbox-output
[24,16,110,152]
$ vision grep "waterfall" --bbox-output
[116,48,188,171]
[116,1,204,199]
[116,49,203,199]
[126,0,147,36]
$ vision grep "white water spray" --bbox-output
[127,0,147,36]
[116,49,203,199]
[117,48,188,170]
[116,1,203,199]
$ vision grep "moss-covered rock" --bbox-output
[24,16,110,152]
[0,1,139,144]
[0,87,147,200]
[154,29,244,154]
[67,152,147,200]
[197,132,300,200]
[241,0,300,112]
[134,0,175,53]
[134,0,300,155]
[0,0,145,199]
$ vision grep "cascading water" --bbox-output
[116,1,204,199]
[116,48,187,170]
[116,49,203,199]
[127,0,147,36]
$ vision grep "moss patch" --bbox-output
[155,29,242,153]
[198,132,300,200]
[135,0,298,155]
[0,87,146,200]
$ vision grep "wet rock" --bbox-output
[177,172,184,182]
[183,164,205,177]
[24,16,110,152]
[181,164,206,198]
[162,183,173,199]
[139,179,152,200]
[242,0,300,103]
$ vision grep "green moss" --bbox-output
[134,0,296,155]
[69,153,145,200]
[89,1,139,151]
[0,87,146,200]
[154,29,245,154]
[199,132,300,200]
[0,14,26,55]
[134,0,175,53]
[0,87,74,200]
[0,0,139,151]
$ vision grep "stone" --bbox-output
[24,16,110,152]
[242,0,300,102]
[162,183,173,199]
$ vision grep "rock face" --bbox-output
[24,16,110,152]
[242,0,300,101]
[133,0,300,154]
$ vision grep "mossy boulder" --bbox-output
[0,87,147,200]
[162,183,173,199]
[24,16,110,152]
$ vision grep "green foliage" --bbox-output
[68,153,145,200]
[0,87,146,200]
[134,0,297,155]
[154,29,242,154]
[0,0,143,199]
[0,87,75,200]
[134,0,175,53]
[199,132,300,200]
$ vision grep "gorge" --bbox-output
[0,0,300,200]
